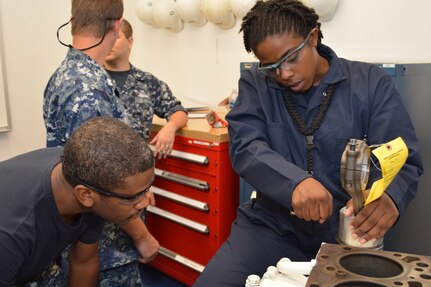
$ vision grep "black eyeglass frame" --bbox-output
[65,172,152,201]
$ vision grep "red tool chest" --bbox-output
[147,116,239,286]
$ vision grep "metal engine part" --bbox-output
[306,243,431,287]
[340,139,370,215]
[339,139,383,249]
[337,207,383,249]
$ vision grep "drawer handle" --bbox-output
[151,186,209,212]
[149,145,209,165]
[158,246,205,273]
[147,205,210,234]
[155,168,210,191]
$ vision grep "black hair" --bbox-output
[240,0,323,53]
[62,117,154,191]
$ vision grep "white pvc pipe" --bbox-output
[276,258,316,275]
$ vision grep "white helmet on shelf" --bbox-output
[176,0,208,27]
[301,0,339,22]
[202,0,234,26]
[216,12,236,30]
[135,0,159,27]
[153,0,184,32]
[229,0,256,19]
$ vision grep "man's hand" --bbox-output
[291,178,333,223]
[347,192,399,244]
[120,217,160,264]
[149,111,188,159]
[134,232,160,264]
[150,123,177,159]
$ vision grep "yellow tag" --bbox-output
[365,137,408,205]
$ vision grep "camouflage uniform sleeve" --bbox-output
[153,79,187,120]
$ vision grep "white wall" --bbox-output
[0,0,430,160]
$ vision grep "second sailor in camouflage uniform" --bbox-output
[108,65,186,140]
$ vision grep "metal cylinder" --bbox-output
[337,207,383,249]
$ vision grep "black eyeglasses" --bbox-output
[65,172,152,203]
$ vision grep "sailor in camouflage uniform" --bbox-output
[105,19,188,147]
[43,48,128,147]
[95,19,188,286]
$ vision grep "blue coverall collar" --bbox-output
[317,44,346,85]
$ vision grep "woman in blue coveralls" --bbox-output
[193,0,423,286]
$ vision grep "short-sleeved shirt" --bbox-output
[43,48,128,147]
[0,148,104,286]
[107,65,186,140]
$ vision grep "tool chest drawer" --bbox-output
[148,194,211,230]
[151,135,225,175]
[147,119,239,286]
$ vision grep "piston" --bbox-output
[338,139,382,249]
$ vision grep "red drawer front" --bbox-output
[153,168,215,204]
[146,211,219,286]
[151,196,211,229]
[148,194,227,244]
[147,134,238,286]
[152,168,237,239]
[151,134,229,175]
[149,250,201,286]
[146,212,220,264]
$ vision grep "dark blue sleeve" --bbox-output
[0,232,22,286]
[153,78,187,120]
[366,66,423,215]
[226,69,310,210]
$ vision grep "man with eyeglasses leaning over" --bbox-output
[193,1,423,286]
[0,117,155,287]
[42,0,159,285]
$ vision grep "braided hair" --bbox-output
[240,0,323,53]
